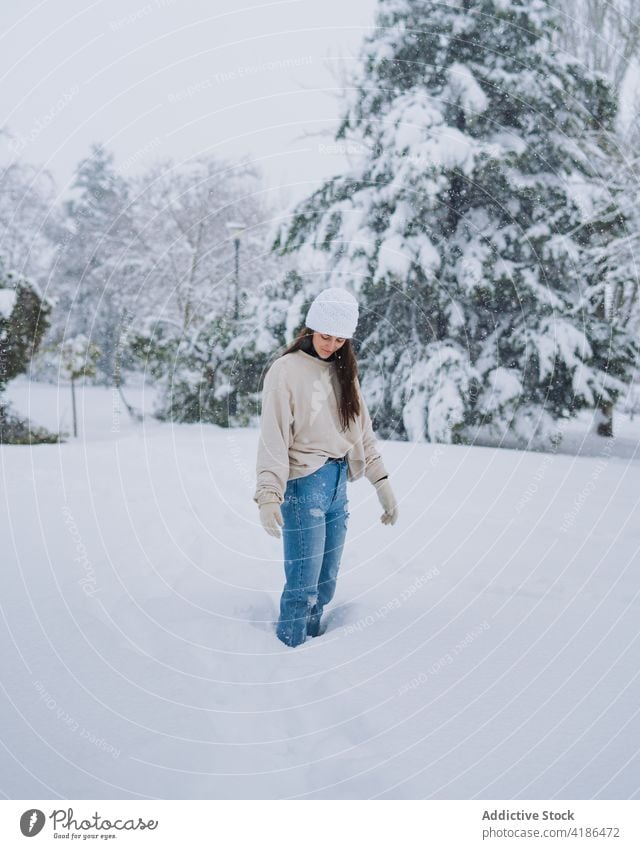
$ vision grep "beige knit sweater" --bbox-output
[253,349,389,506]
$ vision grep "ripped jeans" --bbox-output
[276,457,350,647]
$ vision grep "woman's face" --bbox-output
[312,331,346,359]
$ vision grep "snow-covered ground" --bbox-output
[1,376,639,799]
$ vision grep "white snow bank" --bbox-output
[1,378,639,799]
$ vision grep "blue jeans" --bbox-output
[276,457,350,647]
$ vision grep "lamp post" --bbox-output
[225,221,245,320]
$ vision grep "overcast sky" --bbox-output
[1,0,378,205]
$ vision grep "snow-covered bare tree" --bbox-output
[59,334,101,438]
[126,155,283,425]
[273,0,639,448]
[554,0,640,148]
[128,155,267,332]
[0,130,60,284]
[555,0,640,93]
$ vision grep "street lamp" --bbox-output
[226,221,245,320]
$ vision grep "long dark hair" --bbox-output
[279,326,361,431]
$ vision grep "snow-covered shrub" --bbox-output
[128,270,303,427]
[0,257,59,443]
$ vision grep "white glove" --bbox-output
[374,479,398,526]
[259,501,284,538]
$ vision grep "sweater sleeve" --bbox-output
[253,361,292,506]
[357,377,388,486]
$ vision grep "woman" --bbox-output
[253,287,399,647]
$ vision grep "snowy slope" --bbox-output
[1,378,639,799]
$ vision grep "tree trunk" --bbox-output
[595,401,614,437]
[71,377,78,438]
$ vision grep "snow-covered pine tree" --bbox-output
[51,143,136,384]
[273,0,639,448]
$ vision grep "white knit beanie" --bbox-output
[305,287,359,339]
